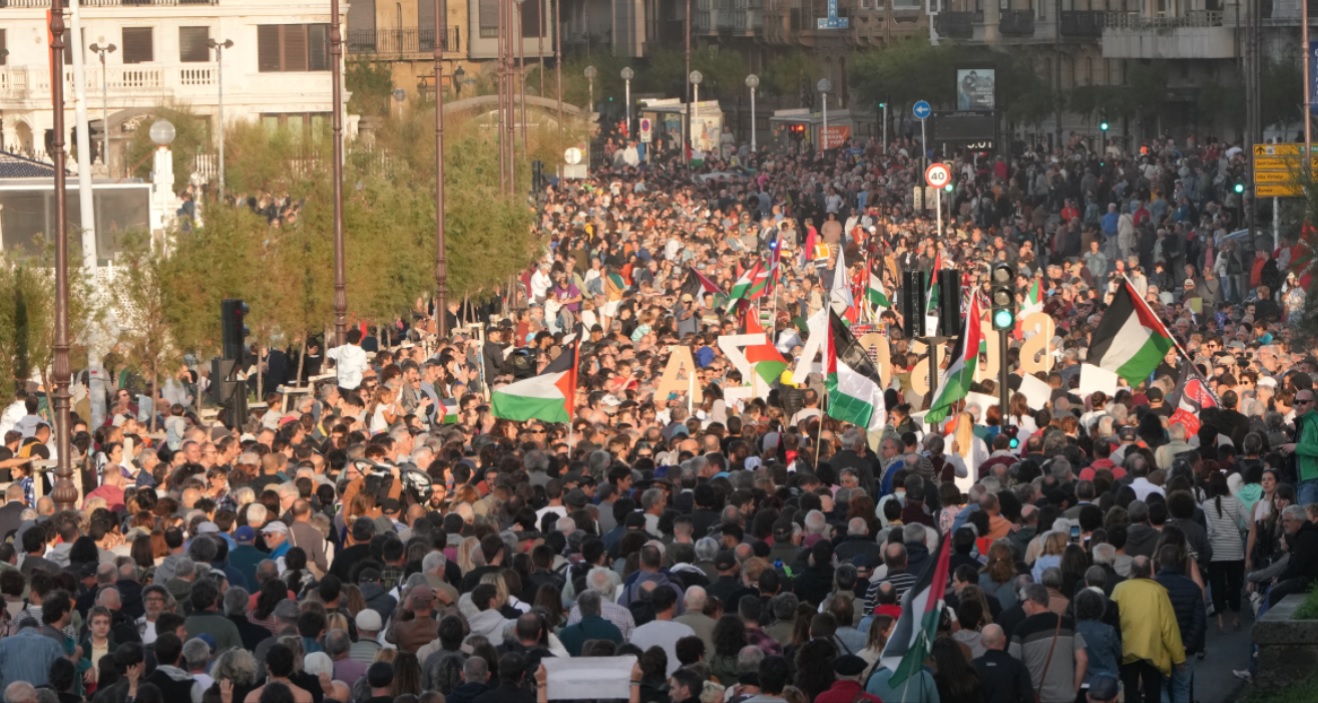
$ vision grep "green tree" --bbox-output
[113,231,183,415]
[124,105,210,193]
[1263,59,1304,131]
[762,50,822,103]
[347,60,396,119]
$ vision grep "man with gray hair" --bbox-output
[564,567,634,640]
[1267,504,1318,607]
[558,590,623,656]
[325,628,369,685]
[831,427,881,495]
[674,585,716,653]
[1009,582,1087,703]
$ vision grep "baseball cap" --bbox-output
[196,522,220,535]
[833,655,869,676]
[355,609,383,632]
[262,521,289,535]
[407,585,437,608]
[714,550,737,570]
[234,526,256,543]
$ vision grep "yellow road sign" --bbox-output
[1254,143,1304,156]
[1254,170,1298,184]
[1252,155,1318,171]
[1255,183,1304,198]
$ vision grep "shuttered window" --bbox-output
[257,24,331,72]
[0,30,6,66]
[480,0,499,37]
[179,26,210,62]
[122,27,153,64]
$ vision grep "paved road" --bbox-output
[1195,607,1252,703]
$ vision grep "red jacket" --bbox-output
[816,680,882,703]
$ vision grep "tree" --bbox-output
[112,231,183,416]
[1262,59,1304,132]
[762,50,822,103]
[347,59,395,119]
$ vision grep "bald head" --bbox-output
[981,623,1006,650]
[685,585,708,611]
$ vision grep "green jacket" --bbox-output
[1296,409,1318,483]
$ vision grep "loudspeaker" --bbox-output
[938,269,961,338]
[900,270,921,339]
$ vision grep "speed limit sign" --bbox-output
[925,162,952,189]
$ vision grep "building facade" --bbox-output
[0,0,348,178]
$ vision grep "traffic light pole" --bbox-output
[998,323,1009,426]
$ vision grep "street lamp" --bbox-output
[207,38,233,200]
[514,0,528,143]
[88,43,115,174]
[745,73,759,152]
[50,1,75,511]
[584,65,597,114]
[454,65,466,96]
[433,0,449,338]
[689,70,703,155]
[621,66,634,137]
[817,77,831,155]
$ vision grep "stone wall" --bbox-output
[1254,594,1318,692]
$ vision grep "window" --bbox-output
[122,27,153,64]
[179,26,211,63]
[260,113,332,135]
[0,30,6,66]
[257,24,330,72]
[480,0,499,38]
[521,0,542,37]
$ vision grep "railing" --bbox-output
[999,8,1034,35]
[3,65,216,97]
[0,0,216,6]
[345,27,462,54]
[934,10,977,36]
[1060,9,1104,36]
[1103,9,1222,28]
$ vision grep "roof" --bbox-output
[0,151,60,179]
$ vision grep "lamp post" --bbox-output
[207,38,233,200]
[50,0,75,512]
[453,65,466,96]
[89,43,115,174]
[584,64,596,116]
[745,73,759,152]
[433,0,449,338]
[514,0,528,143]
[689,70,703,155]
[554,0,562,127]
[331,0,348,344]
[621,66,634,137]
[817,77,831,155]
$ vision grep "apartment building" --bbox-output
[0,0,346,177]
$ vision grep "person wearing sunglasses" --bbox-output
[1280,389,1318,507]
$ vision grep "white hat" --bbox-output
[261,521,289,535]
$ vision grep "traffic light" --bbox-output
[1005,424,1020,450]
[1099,120,1110,132]
[944,183,954,193]
[1234,182,1245,195]
[221,299,249,361]
[990,264,1016,331]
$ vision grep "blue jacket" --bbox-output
[1155,567,1206,654]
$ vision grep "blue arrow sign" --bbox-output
[913,100,931,120]
[816,0,849,29]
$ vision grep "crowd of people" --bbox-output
[0,125,1311,703]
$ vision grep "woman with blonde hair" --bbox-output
[456,536,483,575]
[979,539,1019,610]
[1031,531,1068,583]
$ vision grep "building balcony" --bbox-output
[1100,10,1236,59]
[999,8,1033,36]
[345,27,462,55]
[1059,9,1104,37]
[1,64,219,101]
[0,0,216,6]
[934,10,978,37]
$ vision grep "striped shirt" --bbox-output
[864,570,917,615]
[1008,612,1086,703]
[1202,496,1247,562]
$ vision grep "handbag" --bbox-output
[1034,614,1063,703]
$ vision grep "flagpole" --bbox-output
[815,311,828,470]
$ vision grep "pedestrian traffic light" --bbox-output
[990,264,1015,331]
[1005,424,1020,450]
[1100,120,1110,132]
[1234,182,1245,195]
[221,299,249,361]
[944,183,954,193]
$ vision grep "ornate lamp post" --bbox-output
[207,38,233,199]
[433,0,449,338]
[817,77,831,155]
[689,70,703,155]
[745,73,759,152]
[49,0,75,511]
[620,66,634,137]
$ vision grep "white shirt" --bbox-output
[629,619,695,676]
[530,269,554,301]
[1130,477,1165,502]
[326,344,369,390]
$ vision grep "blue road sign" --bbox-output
[913,100,931,120]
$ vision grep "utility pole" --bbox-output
[434,0,449,338]
[49,0,76,512]
[331,0,348,344]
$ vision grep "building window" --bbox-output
[0,30,6,66]
[179,26,211,63]
[260,113,331,135]
[521,0,542,37]
[257,24,331,72]
[480,0,499,38]
[122,27,153,64]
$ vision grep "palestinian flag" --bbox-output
[681,266,722,299]
[725,261,767,312]
[927,291,982,424]
[746,262,773,302]
[925,251,943,316]
[743,308,789,387]
[491,339,579,423]
[1169,362,1218,435]
[880,533,953,688]
[1088,280,1175,386]
[867,271,891,309]
[439,399,460,424]
[825,311,886,431]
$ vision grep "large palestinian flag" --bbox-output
[880,533,953,688]
[725,260,768,312]
[680,266,722,300]
[926,291,982,424]
[491,339,579,423]
[825,310,886,431]
[867,271,891,309]
[1088,280,1174,386]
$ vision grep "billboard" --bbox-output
[822,125,851,150]
[931,110,996,146]
[957,68,996,111]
